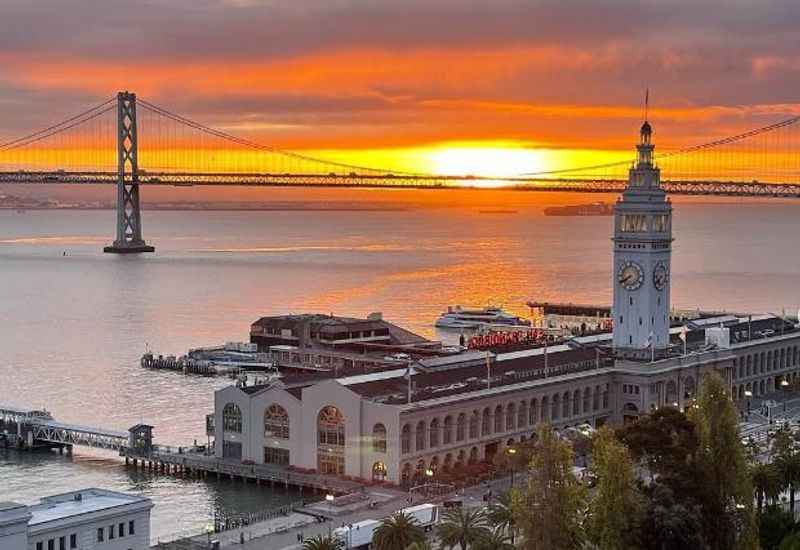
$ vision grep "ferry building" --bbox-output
[210,122,800,485]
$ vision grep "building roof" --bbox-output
[27,489,151,527]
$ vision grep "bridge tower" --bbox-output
[104,92,155,253]
[612,120,673,359]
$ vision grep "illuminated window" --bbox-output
[264,404,289,439]
[620,214,647,232]
[652,214,669,232]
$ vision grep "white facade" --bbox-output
[613,121,672,354]
[0,489,152,550]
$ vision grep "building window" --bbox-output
[109,524,115,540]
[317,405,346,475]
[401,424,411,453]
[264,446,290,465]
[469,413,479,439]
[372,423,387,452]
[621,214,647,232]
[264,404,290,439]
[48,540,54,550]
[129,520,135,536]
[429,418,440,448]
[59,536,65,550]
[416,421,427,451]
[443,416,453,445]
[97,528,104,543]
[456,413,466,442]
[482,408,491,436]
[70,534,77,549]
[494,406,503,432]
[222,403,242,433]
[37,543,43,550]
[119,522,125,537]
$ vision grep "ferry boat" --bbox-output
[435,305,531,329]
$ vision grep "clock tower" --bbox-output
[612,120,672,357]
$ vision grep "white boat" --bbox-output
[435,305,531,329]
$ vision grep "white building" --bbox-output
[0,489,152,550]
[208,121,800,487]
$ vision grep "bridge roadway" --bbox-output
[2,171,800,198]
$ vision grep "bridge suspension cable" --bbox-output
[137,99,429,176]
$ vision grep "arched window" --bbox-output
[469,412,479,439]
[583,388,591,413]
[494,405,503,432]
[416,421,427,451]
[317,406,345,446]
[552,394,560,420]
[562,391,570,418]
[572,390,580,416]
[482,408,492,436]
[443,416,453,445]
[430,418,440,448]
[264,404,289,439]
[401,424,411,454]
[373,423,387,453]
[593,386,601,411]
[518,401,527,428]
[506,403,516,431]
[529,398,538,425]
[223,403,242,433]
[456,413,466,442]
[541,396,549,422]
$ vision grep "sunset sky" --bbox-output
[1,0,799,175]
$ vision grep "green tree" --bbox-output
[436,507,490,550]
[373,511,425,550]
[471,528,515,550]
[586,426,644,550]
[639,482,708,550]
[487,492,516,544]
[302,534,344,550]
[759,505,796,550]
[752,461,783,515]
[773,427,800,516]
[616,406,699,495]
[689,371,758,550]
[512,423,586,550]
[404,542,433,550]
[779,532,800,550]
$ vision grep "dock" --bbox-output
[2,403,363,496]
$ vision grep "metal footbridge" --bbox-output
[0,404,130,451]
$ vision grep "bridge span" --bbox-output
[3,170,800,198]
[2,91,800,252]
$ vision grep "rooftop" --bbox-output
[27,489,151,526]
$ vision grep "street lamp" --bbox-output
[744,390,753,416]
[204,523,214,548]
[782,379,790,412]
[325,493,335,502]
[507,448,517,488]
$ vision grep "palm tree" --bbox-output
[436,507,490,550]
[404,542,434,550]
[373,511,426,550]
[751,461,782,514]
[487,492,516,544]
[471,528,515,550]
[302,534,344,550]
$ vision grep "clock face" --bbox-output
[617,261,644,291]
[653,262,669,290]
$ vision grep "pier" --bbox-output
[1,403,361,496]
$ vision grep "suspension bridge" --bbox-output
[1,91,799,252]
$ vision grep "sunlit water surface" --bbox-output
[1,195,799,541]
